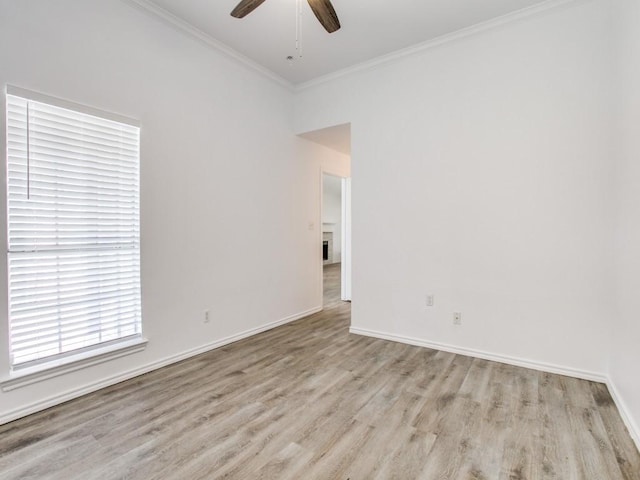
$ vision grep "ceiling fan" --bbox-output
[230,0,341,34]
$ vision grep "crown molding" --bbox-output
[123,0,584,93]
[122,0,294,91]
[295,0,582,92]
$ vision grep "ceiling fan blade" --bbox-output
[230,0,267,18]
[307,0,341,33]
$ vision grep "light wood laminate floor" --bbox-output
[0,265,638,479]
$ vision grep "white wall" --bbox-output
[295,0,613,377]
[317,144,351,178]
[611,0,640,446]
[323,174,342,263]
[2,0,638,444]
[0,0,339,423]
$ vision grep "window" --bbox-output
[6,87,142,370]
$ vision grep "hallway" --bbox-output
[323,262,343,308]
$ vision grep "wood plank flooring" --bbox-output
[0,263,638,479]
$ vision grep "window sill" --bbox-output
[1,337,148,392]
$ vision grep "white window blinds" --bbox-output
[6,90,142,368]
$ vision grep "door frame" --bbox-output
[320,170,352,305]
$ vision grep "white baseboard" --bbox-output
[0,306,322,425]
[349,326,640,452]
[606,378,640,452]
[349,326,607,383]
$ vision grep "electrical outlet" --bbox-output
[204,310,210,324]
[426,294,434,307]
[453,312,462,325]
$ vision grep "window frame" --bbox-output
[2,86,146,386]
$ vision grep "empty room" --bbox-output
[0,0,639,478]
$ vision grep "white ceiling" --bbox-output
[299,123,350,155]
[138,0,552,85]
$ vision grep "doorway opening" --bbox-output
[298,122,352,310]
[322,173,347,307]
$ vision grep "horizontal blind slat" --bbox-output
[7,93,142,368]
[11,312,141,343]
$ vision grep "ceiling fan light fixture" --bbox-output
[230,0,266,18]
[230,0,341,34]
[306,0,340,33]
